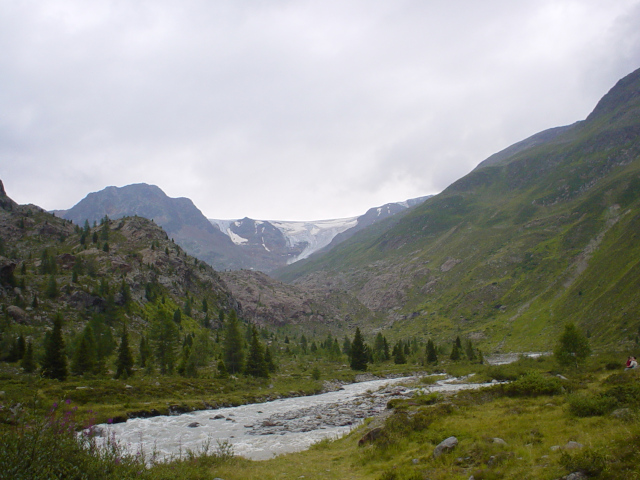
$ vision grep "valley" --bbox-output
[1,66,640,479]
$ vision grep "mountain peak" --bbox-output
[586,66,640,123]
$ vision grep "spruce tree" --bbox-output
[41,313,68,381]
[115,323,134,379]
[465,339,477,361]
[223,309,245,374]
[245,326,269,378]
[138,335,152,369]
[265,345,277,373]
[426,339,438,364]
[350,327,368,371]
[45,275,59,299]
[450,339,461,361]
[393,341,407,364]
[71,324,97,376]
[21,340,36,373]
[150,313,179,374]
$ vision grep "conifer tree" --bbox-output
[426,339,438,364]
[150,313,179,374]
[245,326,269,378]
[41,313,68,381]
[138,335,152,369]
[465,339,477,361]
[223,309,244,374]
[450,339,461,361]
[71,324,97,376]
[115,324,134,379]
[45,275,58,299]
[217,359,229,379]
[21,340,36,373]
[265,345,277,373]
[554,323,591,368]
[393,341,407,364]
[350,327,368,371]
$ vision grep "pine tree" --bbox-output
[245,326,269,378]
[265,345,277,373]
[45,275,59,299]
[554,323,591,368]
[71,325,97,376]
[217,359,229,379]
[21,340,36,373]
[115,323,134,379]
[41,313,68,381]
[393,341,407,364]
[138,335,152,369]
[350,327,368,371]
[223,310,244,374]
[465,339,477,361]
[426,339,438,364]
[450,339,461,361]
[150,313,179,374]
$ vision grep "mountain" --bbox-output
[57,183,249,271]
[59,183,428,273]
[0,178,241,333]
[209,196,430,269]
[274,66,640,351]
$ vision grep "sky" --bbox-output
[1,1,640,221]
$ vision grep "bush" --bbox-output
[498,372,564,397]
[0,400,144,479]
[560,448,607,477]
[567,393,618,417]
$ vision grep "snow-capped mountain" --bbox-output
[209,196,430,269]
[210,217,359,265]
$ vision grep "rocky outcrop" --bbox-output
[433,436,458,458]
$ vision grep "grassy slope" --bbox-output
[274,68,640,352]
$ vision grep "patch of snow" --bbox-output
[227,229,248,245]
[269,217,359,262]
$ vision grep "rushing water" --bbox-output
[94,375,491,461]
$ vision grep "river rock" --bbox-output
[187,422,200,428]
[433,436,458,458]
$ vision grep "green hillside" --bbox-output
[276,67,640,352]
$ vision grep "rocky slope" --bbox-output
[0,180,239,334]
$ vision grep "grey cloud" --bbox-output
[1,0,640,219]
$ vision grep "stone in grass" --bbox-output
[433,436,458,458]
[493,437,507,445]
[563,441,583,450]
[358,427,383,446]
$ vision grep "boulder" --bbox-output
[358,427,383,446]
[433,436,458,458]
[564,441,583,450]
[7,305,28,324]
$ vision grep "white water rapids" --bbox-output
[94,375,492,461]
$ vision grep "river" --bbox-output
[94,375,492,461]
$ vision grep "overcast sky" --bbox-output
[1,1,640,221]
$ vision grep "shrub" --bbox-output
[0,400,144,479]
[499,372,564,397]
[560,448,607,477]
[567,393,618,417]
